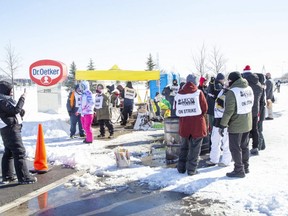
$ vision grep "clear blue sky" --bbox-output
[1,0,288,79]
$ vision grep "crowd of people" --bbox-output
[0,67,278,185]
[171,66,276,178]
[66,80,137,143]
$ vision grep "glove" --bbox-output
[68,111,72,116]
[218,125,226,137]
[20,109,25,117]
[216,98,224,108]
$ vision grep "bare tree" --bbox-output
[192,43,208,76]
[0,42,21,98]
[208,46,227,75]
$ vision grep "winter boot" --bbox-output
[250,148,259,156]
[226,170,245,178]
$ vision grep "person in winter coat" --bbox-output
[265,72,274,120]
[256,73,266,151]
[77,80,95,143]
[198,76,208,97]
[95,84,114,138]
[219,71,253,178]
[175,74,208,176]
[206,73,225,132]
[0,81,37,184]
[66,84,85,139]
[120,81,137,126]
[169,79,179,117]
[242,65,263,155]
[206,82,232,167]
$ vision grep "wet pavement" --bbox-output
[0,127,213,216]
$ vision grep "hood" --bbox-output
[79,80,90,92]
[126,81,133,88]
[242,72,259,85]
[178,82,198,94]
[0,81,13,95]
[230,77,249,89]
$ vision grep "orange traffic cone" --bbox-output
[38,192,48,209]
[32,124,49,174]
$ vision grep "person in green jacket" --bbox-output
[219,71,253,178]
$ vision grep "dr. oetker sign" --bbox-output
[29,60,67,86]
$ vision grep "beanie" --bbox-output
[199,76,207,86]
[216,73,225,81]
[186,74,197,85]
[243,65,251,73]
[0,81,13,95]
[228,71,241,86]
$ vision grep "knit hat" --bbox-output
[216,73,225,81]
[199,76,207,86]
[186,74,197,85]
[228,71,241,86]
[0,81,13,95]
[243,65,251,73]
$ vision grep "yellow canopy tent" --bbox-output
[75,65,160,81]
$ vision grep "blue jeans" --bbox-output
[70,113,85,136]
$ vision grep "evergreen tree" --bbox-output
[87,58,95,70]
[65,61,77,91]
[145,53,156,87]
[87,58,96,92]
[146,53,156,71]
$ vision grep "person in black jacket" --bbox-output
[120,81,137,126]
[242,66,263,155]
[0,81,37,184]
[206,73,225,132]
[256,73,266,151]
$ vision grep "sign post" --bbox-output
[29,59,67,113]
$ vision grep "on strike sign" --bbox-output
[29,59,67,86]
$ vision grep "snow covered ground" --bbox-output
[1,84,288,215]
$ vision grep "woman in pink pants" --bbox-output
[78,80,95,144]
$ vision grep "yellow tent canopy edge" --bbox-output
[75,69,160,81]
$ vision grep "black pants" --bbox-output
[177,136,203,172]
[1,124,31,182]
[98,119,114,136]
[250,116,259,149]
[122,105,133,124]
[257,120,266,150]
[229,132,250,173]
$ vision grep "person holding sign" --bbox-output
[120,81,137,126]
[175,74,208,176]
[94,84,114,138]
[219,71,254,178]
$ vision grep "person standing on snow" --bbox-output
[169,79,179,117]
[94,84,114,139]
[175,74,208,176]
[120,81,137,126]
[256,73,266,151]
[206,73,225,132]
[206,81,232,167]
[265,72,274,120]
[241,65,263,156]
[66,84,85,139]
[0,81,37,184]
[219,71,253,178]
[77,80,95,144]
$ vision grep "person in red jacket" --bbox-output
[174,74,208,175]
